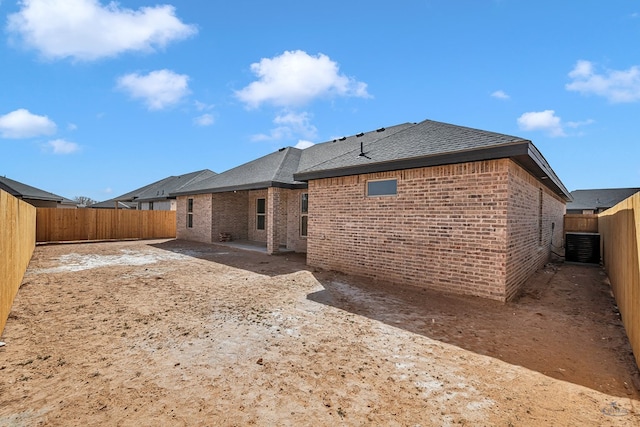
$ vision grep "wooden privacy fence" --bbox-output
[564,214,598,233]
[598,192,640,369]
[36,208,176,242]
[1,190,36,336]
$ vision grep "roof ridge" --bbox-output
[272,147,302,182]
[173,169,217,192]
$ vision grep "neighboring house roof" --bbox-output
[172,118,572,201]
[0,175,76,205]
[113,169,216,203]
[89,200,137,209]
[567,188,640,212]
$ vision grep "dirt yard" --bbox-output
[1,239,639,426]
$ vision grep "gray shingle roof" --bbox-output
[172,118,571,201]
[89,200,137,209]
[295,119,528,177]
[173,148,305,195]
[0,175,71,203]
[297,123,415,172]
[567,188,640,211]
[114,169,216,202]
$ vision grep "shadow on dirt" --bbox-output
[308,263,640,399]
[151,239,640,399]
[149,239,311,277]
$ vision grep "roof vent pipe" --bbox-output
[359,141,365,157]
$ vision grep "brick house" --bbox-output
[93,169,216,210]
[174,119,571,302]
[172,148,311,254]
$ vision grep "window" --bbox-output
[367,179,397,196]
[256,198,266,230]
[538,188,543,246]
[187,198,193,228]
[300,193,308,237]
[149,201,154,211]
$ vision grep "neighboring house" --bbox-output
[93,169,216,210]
[89,200,137,209]
[173,119,572,302]
[0,176,77,208]
[566,188,640,214]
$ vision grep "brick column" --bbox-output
[266,187,280,254]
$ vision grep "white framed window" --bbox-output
[300,193,308,237]
[367,179,397,197]
[256,198,266,230]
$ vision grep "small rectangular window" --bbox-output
[538,188,543,246]
[187,198,193,228]
[149,201,154,211]
[256,198,266,230]
[367,179,397,196]
[300,193,308,237]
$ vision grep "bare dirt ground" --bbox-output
[1,239,639,426]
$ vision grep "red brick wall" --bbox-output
[176,189,308,253]
[285,189,308,253]
[505,162,566,299]
[307,159,565,301]
[211,191,249,241]
[176,194,213,243]
[248,189,268,243]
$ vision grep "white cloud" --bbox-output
[193,113,214,126]
[235,50,371,108]
[566,60,640,103]
[68,123,78,131]
[491,90,510,100]
[47,138,79,154]
[517,110,566,137]
[294,140,315,149]
[251,111,318,141]
[0,108,57,138]
[565,119,595,129]
[194,100,214,111]
[6,0,197,61]
[117,69,190,110]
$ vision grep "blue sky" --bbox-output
[1,0,639,202]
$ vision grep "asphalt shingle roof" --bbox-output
[0,176,72,203]
[172,118,571,201]
[114,169,216,202]
[296,123,414,172]
[174,148,304,195]
[295,119,527,176]
[567,188,640,211]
